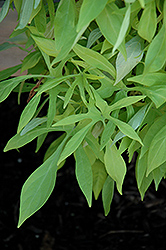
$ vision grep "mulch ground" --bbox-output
[0,93,166,250]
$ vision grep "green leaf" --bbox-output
[0,0,11,22]
[21,51,41,72]
[136,152,153,200]
[54,0,76,51]
[104,139,126,194]
[34,0,41,9]
[0,74,50,103]
[34,2,46,33]
[0,64,21,81]
[96,3,126,58]
[73,43,116,78]
[108,95,146,112]
[102,176,114,216]
[20,117,47,136]
[77,0,108,32]
[140,112,166,159]
[147,125,166,176]
[138,1,157,42]
[47,87,59,127]
[153,162,166,191]
[144,25,166,74]
[16,0,34,30]
[17,95,41,133]
[0,42,18,52]
[114,36,144,85]
[92,160,107,200]
[17,134,68,227]
[64,77,80,108]
[86,28,102,48]
[100,120,116,151]
[127,72,166,86]
[31,34,58,57]
[58,122,94,164]
[112,4,131,54]
[138,0,145,8]
[75,144,93,207]
[109,116,143,146]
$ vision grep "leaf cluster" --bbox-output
[0,0,166,227]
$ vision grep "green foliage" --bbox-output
[0,0,166,227]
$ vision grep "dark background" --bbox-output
[0,92,166,250]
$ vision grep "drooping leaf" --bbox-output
[114,36,144,85]
[73,43,116,78]
[144,25,166,74]
[102,176,114,216]
[153,162,166,191]
[138,1,157,42]
[104,139,126,194]
[16,0,34,30]
[147,125,166,176]
[75,144,93,207]
[77,0,108,32]
[17,134,68,227]
[92,160,107,200]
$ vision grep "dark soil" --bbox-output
[0,92,166,250]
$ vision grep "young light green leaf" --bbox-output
[109,116,143,146]
[75,144,93,207]
[104,139,126,194]
[112,4,131,54]
[31,34,58,57]
[153,162,166,191]
[102,176,114,216]
[86,28,102,48]
[108,95,146,112]
[77,0,108,32]
[17,134,68,227]
[96,3,126,58]
[114,36,144,85]
[0,0,10,22]
[58,122,94,164]
[100,120,116,151]
[17,95,41,134]
[92,160,107,200]
[127,72,166,86]
[138,0,145,8]
[20,117,47,136]
[144,25,166,74]
[0,64,21,81]
[73,43,116,78]
[138,1,157,42]
[21,51,41,72]
[147,125,166,176]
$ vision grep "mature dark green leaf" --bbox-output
[75,144,93,207]
[34,2,46,33]
[0,42,18,52]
